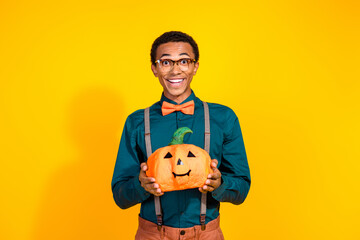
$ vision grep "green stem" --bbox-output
[168,127,193,145]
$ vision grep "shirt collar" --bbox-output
[159,90,196,105]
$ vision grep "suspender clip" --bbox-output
[200,214,206,231]
[156,214,163,231]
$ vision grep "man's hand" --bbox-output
[139,162,164,196]
[199,159,222,193]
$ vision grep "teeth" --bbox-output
[168,79,184,83]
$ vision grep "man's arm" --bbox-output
[111,115,151,209]
[202,111,251,204]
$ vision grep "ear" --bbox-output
[151,64,158,77]
[193,61,199,75]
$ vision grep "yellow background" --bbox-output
[1,0,359,239]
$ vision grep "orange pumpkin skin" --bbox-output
[146,144,213,192]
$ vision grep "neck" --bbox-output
[164,90,192,104]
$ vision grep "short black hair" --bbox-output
[150,31,199,65]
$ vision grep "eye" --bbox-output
[187,151,195,157]
[180,59,189,65]
[161,60,171,66]
[164,152,173,158]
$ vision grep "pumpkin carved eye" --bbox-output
[164,152,173,158]
[187,151,196,157]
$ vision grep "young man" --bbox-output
[111,31,251,240]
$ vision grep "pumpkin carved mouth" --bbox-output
[172,170,191,178]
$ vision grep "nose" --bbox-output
[170,62,182,74]
[177,158,184,165]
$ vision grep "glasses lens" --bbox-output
[179,59,190,71]
[158,59,172,72]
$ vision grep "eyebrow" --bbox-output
[159,52,191,59]
[160,54,171,58]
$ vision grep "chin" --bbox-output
[168,88,186,96]
[168,91,184,97]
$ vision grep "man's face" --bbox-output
[151,42,199,103]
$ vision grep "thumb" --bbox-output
[140,162,148,171]
[211,159,218,169]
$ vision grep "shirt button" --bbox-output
[178,118,181,121]
[180,230,185,235]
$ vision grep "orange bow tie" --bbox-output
[161,100,195,116]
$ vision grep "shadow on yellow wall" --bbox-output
[33,87,140,239]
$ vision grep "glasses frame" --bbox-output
[155,58,196,72]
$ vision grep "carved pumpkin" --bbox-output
[146,127,213,192]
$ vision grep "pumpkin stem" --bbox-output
[169,127,193,145]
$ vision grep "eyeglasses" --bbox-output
[155,58,196,72]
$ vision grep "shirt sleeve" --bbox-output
[211,111,251,204]
[111,114,151,209]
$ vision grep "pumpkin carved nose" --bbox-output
[177,158,184,165]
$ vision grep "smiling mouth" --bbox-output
[172,170,191,178]
[167,78,184,84]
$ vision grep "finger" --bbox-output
[149,185,164,196]
[205,179,219,188]
[205,186,215,192]
[142,181,163,193]
[139,170,147,183]
[145,187,159,195]
[199,184,210,193]
[143,182,158,191]
[153,190,164,196]
[208,171,221,180]
[140,162,148,171]
[205,179,214,187]
[200,184,215,192]
[139,169,146,178]
[198,187,207,193]
[211,159,218,168]
[140,177,156,184]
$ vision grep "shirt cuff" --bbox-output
[133,173,151,202]
[211,176,227,201]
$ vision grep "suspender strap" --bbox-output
[144,108,152,158]
[201,101,210,230]
[203,102,210,153]
[144,107,162,230]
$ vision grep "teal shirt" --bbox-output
[111,91,251,228]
